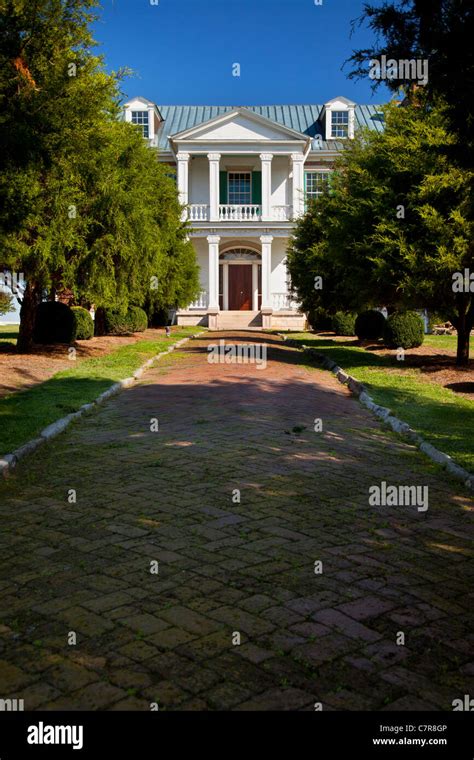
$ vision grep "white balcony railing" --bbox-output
[188,291,208,309]
[272,293,300,311]
[272,205,292,221]
[187,204,292,222]
[219,204,261,221]
[189,204,209,221]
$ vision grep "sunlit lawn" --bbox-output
[0,327,201,454]
[288,332,473,473]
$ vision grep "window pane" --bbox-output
[331,110,349,138]
[304,172,330,207]
[228,172,251,205]
[131,111,149,138]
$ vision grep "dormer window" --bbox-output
[322,98,356,141]
[331,111,349,138]
[131,111,149,138]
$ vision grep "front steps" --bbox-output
[176,309,307,331]
[215,311,262,329]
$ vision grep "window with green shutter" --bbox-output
[251,171,262,205]
[219,171,227,204]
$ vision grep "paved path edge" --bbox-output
[279,334,474,492]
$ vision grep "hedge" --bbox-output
[33,301,74,344]
[332,311,356,336]
[71,306,94,340]
[103,306,148,335]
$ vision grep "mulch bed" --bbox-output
[316,333,474,399]
[0,329,168,398]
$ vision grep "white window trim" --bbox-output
[325,106,355,141]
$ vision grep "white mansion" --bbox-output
[124,96,383,330]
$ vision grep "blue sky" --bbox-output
[92,0,391,106]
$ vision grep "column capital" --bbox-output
[259,153,274,162]
[207,152,221,162]
[207,235,221,244]
[176,151,190,161]
[260,235,273,244]
[290,153,305,162]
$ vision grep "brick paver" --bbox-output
[0,331,473,711]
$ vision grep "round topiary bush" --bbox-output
[128,306,148,332]
[71,306,94,340]
[384,310,424,349]
[103,308,134,335]
[33,301,75,344]
[355,309,386,341]
[332,311,356,336]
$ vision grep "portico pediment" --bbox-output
[170,108,309,147]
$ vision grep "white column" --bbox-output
[223,263,229,311]
[147,107,155,141]
[291,153,305,219]
[123,105,132,123]
[177,152,190,220]
[207,235,220,309]
[208,153,221,222]
[260,153,273,221]
[252,263,258,311]
[260,235,273,309]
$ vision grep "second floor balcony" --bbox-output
[188,203,292,223]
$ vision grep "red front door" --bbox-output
[228,265,253,310]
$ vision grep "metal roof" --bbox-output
[152,104,385,152]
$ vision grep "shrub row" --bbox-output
[308,307,424,349]
[33,302,148,344]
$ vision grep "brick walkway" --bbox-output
[0,332,472,711]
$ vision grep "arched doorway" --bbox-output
[219,249,261,311]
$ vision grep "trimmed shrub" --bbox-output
[384,310,424,349]
[103,308,134,336]
[332,311,356,336]
[355,309,386,341]
[33,301,74,344]
[307,307,333,332]
[102,306,148,335]
[128,306,148,332]
[71,306,94,340]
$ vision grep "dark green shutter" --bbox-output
[219,171,227,204]
[251,171,262,205]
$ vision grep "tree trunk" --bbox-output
[453,296,473,367]
[17,282,39,353]
[456,326,470,366]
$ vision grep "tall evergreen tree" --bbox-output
[0,0,199,350]
[288,100,474,365]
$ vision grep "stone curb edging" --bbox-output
[0,332,205,478]
[279,334,474,492]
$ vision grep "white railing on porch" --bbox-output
[188,291,208,309]
[272,205,292,221]
[189,204,209,221]
[188,204,292,222]
[219,204,261,221]
[272,293,300,311]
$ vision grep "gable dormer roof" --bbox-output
[140,103,384,153]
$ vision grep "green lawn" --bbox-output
[288,333,473,473]
[0,324,19,345]
[0,327,201,454]
[423,333,458,350]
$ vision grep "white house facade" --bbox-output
[123,96,384,330]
